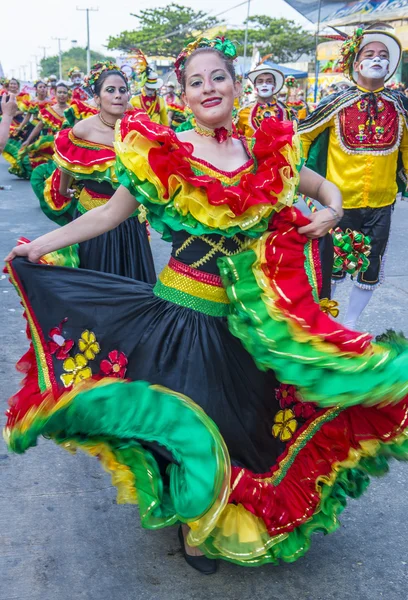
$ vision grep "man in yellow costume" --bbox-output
[300,26,408,330]
[130,70,168,126]
[236,65,290,137]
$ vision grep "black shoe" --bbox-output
[178,526,217,575]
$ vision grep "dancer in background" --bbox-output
[36,61,155,282]
[5,37,408,575]
[285,76,308,121]
[300,26,408,329]
[130,50,168,125]
[21,81,70,171]
[0,94,18,152]
[3,80,54,179]
[237,64,291,136]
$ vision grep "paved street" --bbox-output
[1,157,407,600]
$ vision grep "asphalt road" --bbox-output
[1,158,407,600]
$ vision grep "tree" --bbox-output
[228,17,315,64]
[107,4,219,58]
[39,47,114,79]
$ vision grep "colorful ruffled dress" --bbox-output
[2,97,55,179]
[5,110,408,567]
[35,127,156,281]
[26,104,67,173]
[63,98,98,128]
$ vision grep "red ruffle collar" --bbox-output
[54,128,115,167]
[120,109,297,218]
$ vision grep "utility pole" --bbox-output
[38,46,50,59]
[52,37,67,80]
[243,0,251,74]
[29,62,33,81]
[76,7,99,74]
[31,55,40,80]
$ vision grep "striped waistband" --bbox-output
[154,257,230,317]
[77,187,110,214]
[77,187,139,218]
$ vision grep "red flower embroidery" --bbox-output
[48,321,74,360]
[293,402,318,420]
[100,350,128,378]
[276,384,299,409]
[276,383,318,420]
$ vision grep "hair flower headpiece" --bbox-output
[174,36,237,83]
[68,66,82,78]
[84,61,127,92]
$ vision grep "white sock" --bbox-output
[344,285,374,330]
[331,283,337,298]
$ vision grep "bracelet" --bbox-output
[326,205,342,223]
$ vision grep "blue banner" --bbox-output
[283,0,408,23]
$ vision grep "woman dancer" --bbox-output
[5,38,408,574]
[4,80,53,179]
[22,81,70,173]
[37,61,155,281]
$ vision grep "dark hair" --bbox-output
[35,80,47,88]
[9,78,20,87]
[56,81,69,90]
[181,47,236,92]
[93,70,128,96]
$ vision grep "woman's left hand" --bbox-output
[298,209,338,239]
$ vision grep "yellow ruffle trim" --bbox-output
[53,153,117,181]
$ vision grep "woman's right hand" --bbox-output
[4,242,42,263]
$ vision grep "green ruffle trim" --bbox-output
[58,161,118,187]
[27,134,54,153]
[2,138,32,179]
[202,437,408,566]
[8,380,229,526]
[31,161,77,226]
[218,248,408,408]
[115,156,269,243]
[175,118,194,133]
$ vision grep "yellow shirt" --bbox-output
[237,101,289,138]
[301,97,408,209]
[130,94,169,126]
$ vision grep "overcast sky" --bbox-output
[1,0,312,78]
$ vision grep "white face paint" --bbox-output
[144,87,156,97]
[359,57,389,80]
[256,83,275,99]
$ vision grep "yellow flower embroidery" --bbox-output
[60,354,92,388]
[272,409,298,442]
[78,330,100,360]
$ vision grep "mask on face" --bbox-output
[72,76,82,85]
[358,57,389,80]
[144,88,156,97]
[256,83,275,99]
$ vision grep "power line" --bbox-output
[130,0,256,48]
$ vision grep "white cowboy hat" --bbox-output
[247,65,285,94]
[352,30,402,83]
[145,71,163,90]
